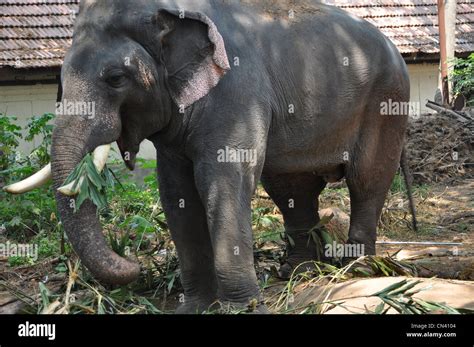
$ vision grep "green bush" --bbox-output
[24,113,54,167]
[0,114,22,173]
[104,160,168,255]
[451,53,474,106]
[1,113,57,241]
[0,113,54,183]
[0,188,57,240]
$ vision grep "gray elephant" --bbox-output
[5,0,416,313]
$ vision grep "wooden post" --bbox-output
[438,0,450,105]
[445,0,457,101]
[438,0,456,105]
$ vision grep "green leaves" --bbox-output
[8,216,22,227]
[372,278,418,297]
[38,282,52,313]
[351,254,418,278]
[24,113,54,142]
[25,113,55,166]
[371,279,465,315]
[108,230,130,257]
[0,115,22,144]
[451,53,474,106]
[374,301,388,314]
[121,215,155,234]
[63,154,117,212]
[307,213,335,261]
[0,115,23,170]
[252,207,280,230]
[1,113,55,183]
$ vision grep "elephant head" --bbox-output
[4,0,230,285]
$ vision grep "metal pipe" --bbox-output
[377,241,463,246]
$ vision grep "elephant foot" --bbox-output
[279,228,329,279]
[278,238,325,280]
[277,259,319,280]
[338,239,375,268]
[339,256,357,268]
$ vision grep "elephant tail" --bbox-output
[400,148,418,232]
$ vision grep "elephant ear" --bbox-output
[154,9,231,109]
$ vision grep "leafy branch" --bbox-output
[63,154,118,212]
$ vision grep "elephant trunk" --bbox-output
[51,126,140,285]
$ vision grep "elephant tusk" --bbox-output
[2,164,52,194]
[57,144,112,196]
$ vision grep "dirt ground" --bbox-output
[379,179,473,253]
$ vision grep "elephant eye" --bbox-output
[106,73,127,88]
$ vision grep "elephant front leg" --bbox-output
[156,150,218,313]
[194,162,266,313]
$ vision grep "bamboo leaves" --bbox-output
[307,213,335,261]
[372,279,464,314]
[62,154,116,212]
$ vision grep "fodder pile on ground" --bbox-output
[406,113,474,184]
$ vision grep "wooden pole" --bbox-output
[445,0,457,100]
[438,0,450,105]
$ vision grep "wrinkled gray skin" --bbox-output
[52,0,410,313]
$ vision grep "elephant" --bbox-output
[5,0,416,313]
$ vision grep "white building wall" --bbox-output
[406,63,440,114]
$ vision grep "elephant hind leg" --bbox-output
[345,175,394,257]
[261,173,326,279]
[345,129,405,256]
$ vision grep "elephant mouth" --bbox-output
[116,135,138,171]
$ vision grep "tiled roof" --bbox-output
[0,0,473,69]
[0,0,78,69]
[327,0,474,54]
